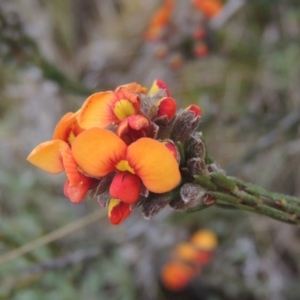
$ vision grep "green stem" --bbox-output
[194,173,300,225]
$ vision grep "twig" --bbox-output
[0,209,106,266]
[194,173,300,225]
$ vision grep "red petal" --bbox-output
[185,104,202,117]
[156,97,177,120]
[109,172,141,204]
[148,79,171,96]
[64,178,91,204]
[108,198,132,225]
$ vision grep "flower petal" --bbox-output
[53,111,83,144]
[108,198,131,225]
[117,115,150,141]
[161,261,197,291]
[64,178,91,204]
[27,140,67,174]
[78,92,118,129]
[115,82,147,95]
[190,229,218,251]
[126,138,181,193]
[155,97,177,120]
[59,145,89,186]
[173,242,199,263]
[185,104,202,117]
[72,128,127,177]
[148,79,170,96]
[109,172,141,204]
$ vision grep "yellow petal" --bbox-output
[190,229,218,251]
[27,140,67,174]
[78,92,118,129]
[126,138,181,193]
[72,128,127,177]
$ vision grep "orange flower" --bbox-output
[77,83,147,129]
[192,0,223,18]
[72,128,181,204]
[117,114,152,144]
[144,0,174,41]
[161,261,197,291]
[27,111,93,203]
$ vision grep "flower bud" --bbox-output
[170,109,201,144]
[169,183,210,211]
[186,157,208,176]
[186,132,206,160]
[142,189,179,219]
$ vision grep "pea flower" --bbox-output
[27,112,95,203]
[77,83,147,129]
[71,128,181,204]
[144,0,174,41]
[27,79,204,225]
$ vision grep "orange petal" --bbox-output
[27,140,67,174]
[72,128,127,177]
[78,92,119,129]
[160,261,197,291]
[126,138,181,193]
[156,97,177,119]
[53,112,84,144]
[108,198,131,225]
[59,145,87,186]
[116,82,147,95]
[109,172,141,204]
[148,79,170,96]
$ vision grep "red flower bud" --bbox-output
[109,171,141,204]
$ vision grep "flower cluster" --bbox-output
[28,79,205,225]
[144,0,223,69]
[161,229,218,291]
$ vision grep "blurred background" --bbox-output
[1,0,300,299]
